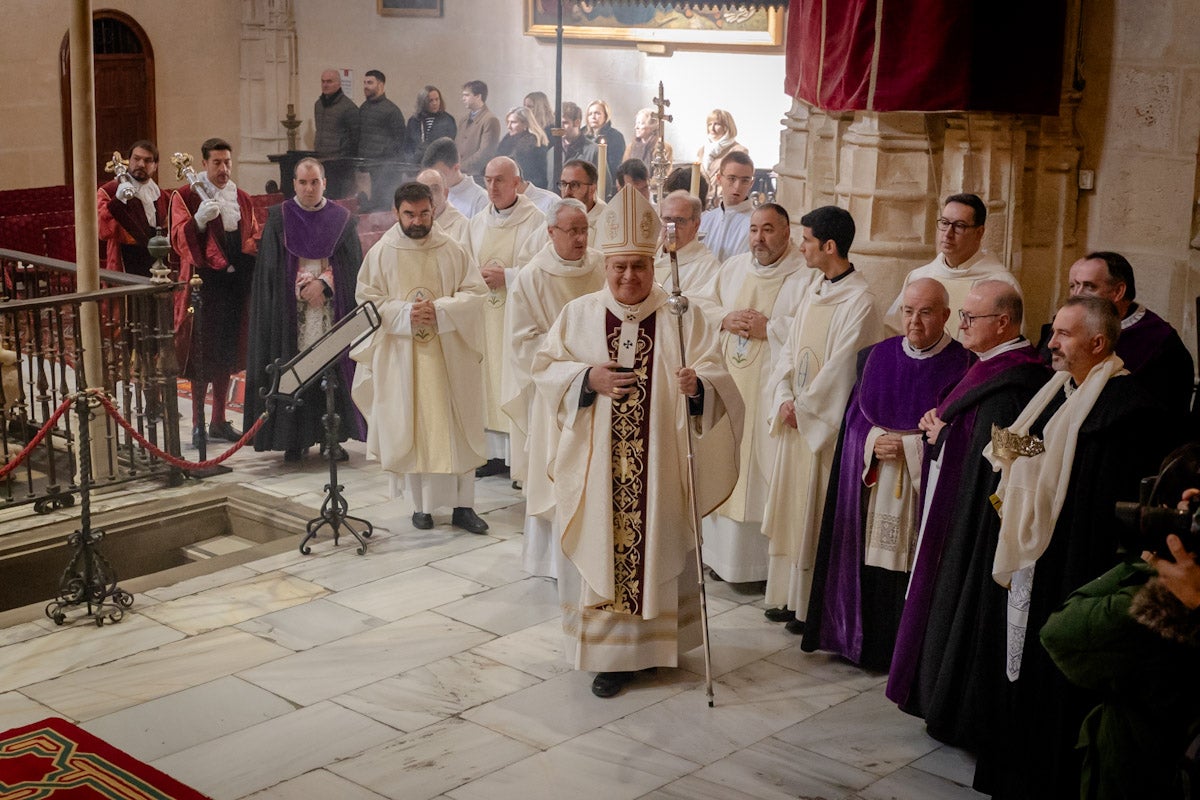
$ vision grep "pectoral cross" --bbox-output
[650,81,673,203]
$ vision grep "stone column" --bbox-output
[774,98,813,218]
[239,0,298,192]
[806,110,853,211]
[833,112,942,313]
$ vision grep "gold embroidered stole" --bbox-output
[718,268,791,520]
[600,309,655,616]
[403,247,456,473]
[476,224,519,431]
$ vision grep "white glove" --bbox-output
[115,182,137,202]
[194,199,221,230]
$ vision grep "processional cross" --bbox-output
[650,81,673,204]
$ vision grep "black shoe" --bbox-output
[412,512,434,530]
[208,420,241,442]
[283,447,304,462]
[706,567,725,582]
[451,507,489,534]
[764,607,796,623]
[512,480,522,491]
[591,671,636,698]
[784,618,805,635]
[321,442,349,462]
[475,458,508,478]
[191,426,204,449]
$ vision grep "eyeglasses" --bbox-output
[558,180,594,192]
[937,218,980,233]
[958,310,1001,327]
[551,225,589,237]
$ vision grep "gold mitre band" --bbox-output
[990,424,1045,459]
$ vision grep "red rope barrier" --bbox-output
[91,392,267,471]
[0,396,74,479]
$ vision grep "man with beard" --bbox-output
[97,140,169,277]
[558,159,606,246]
[243,158,363,462]
[802,278,971,668]
[351,181,489,534]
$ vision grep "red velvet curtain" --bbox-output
[785,0,1067,115]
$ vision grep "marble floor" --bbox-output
[0,430,987,800]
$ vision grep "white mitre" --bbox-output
[596,185,661,257]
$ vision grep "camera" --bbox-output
[1115,444,1200,559]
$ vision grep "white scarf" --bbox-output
[129,178,161,226]
[701,135,736,172]
[198,176,241,232]
[985,352,1126,679]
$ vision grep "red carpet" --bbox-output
[0,717,212,799]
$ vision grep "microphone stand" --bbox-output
[665,222,716,707]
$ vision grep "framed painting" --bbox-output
[525,2,783,47]
[378,0,443,17]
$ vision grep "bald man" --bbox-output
[802,277,971,669]
[416,167,469,243]
[313,68,358,158]
[465,156,547,478]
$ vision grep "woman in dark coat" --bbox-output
[496,106,549,189]
[406,85,456,164]
[583,100,625,199]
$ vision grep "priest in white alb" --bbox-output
[697,150,756,262]
[655,190,721,301]
[351,181,490,534]
[465,156,547,478]
[533,185,743,699]
[501,198,605,578]
[761,205,884,630]
[701,203,812,590]
[416,168,469,244]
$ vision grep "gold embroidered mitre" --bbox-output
[596,185,661,257]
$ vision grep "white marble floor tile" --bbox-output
[695,735,878,800]
[328,565,489,621]
[448,727,698,800]
[281,532,493,591]
[771,687,939,776]
[858,766,988,799]
[333,651,540,732]
[434,577,560,636]
[635,774,765,800]
[428,537,530,587]
[152,700,396,800]
[22,628,291,721]
[461,667,689,749]
[0,691,57,731]
[145,565,260,602]
[0,619,56,648]
[327,717,536,800]
[766,644,891,692]
[908,745,979,787]
[139,572,329,635]
[468,618,572,681]
[0,613,184,691]
[236,597,383,650]
[240,769,390,800]
[605,659,859,764]
[81,676,295,761]
[677,603,797,678]
[237,610,493,706]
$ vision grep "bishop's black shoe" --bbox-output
[475,458,508,478]
[451,507,489,534]
[764,607,796,623]
[784,618,805,636]
[591,671,636,698]
[411,512,434,530]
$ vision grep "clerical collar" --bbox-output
[493,200,517,219]
[293,196,327,212]
[555,252,584,268]
[1121,302,1145,329]
[940,249,984,271]
[825,265,855,284]
[977,336,1026,362]
[721,198,754,214]
[902,331,949,360]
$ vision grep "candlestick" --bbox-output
[597,140,608,200]
[690,162,701,198]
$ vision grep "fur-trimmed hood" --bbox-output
[1130,576,1200,647]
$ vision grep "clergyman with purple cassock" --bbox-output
[885,279,1051,751]
[243,157,365,461]
[801,278,971,670]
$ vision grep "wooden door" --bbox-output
[60,12,156,185]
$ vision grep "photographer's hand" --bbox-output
[1143,488,1200,610]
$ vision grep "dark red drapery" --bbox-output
[784,0,1067,115]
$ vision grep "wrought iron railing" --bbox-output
[0,249,183,512]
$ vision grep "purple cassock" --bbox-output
[885,343,1049,734]
[803,336,970,669]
